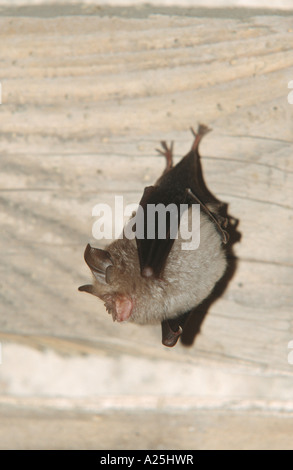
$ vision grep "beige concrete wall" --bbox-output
[0,3,292,449]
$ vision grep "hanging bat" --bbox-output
[79,124,231,347]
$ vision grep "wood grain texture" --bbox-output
[0,7,293,427]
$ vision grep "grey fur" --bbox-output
[86,208,226,325]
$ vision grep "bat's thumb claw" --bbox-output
[161,321,182,347]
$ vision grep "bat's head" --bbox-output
[78,242,140,323]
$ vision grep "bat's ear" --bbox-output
[83,243,113,284]
[78,284,97,295]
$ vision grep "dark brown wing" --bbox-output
[135,124,228,279]
[135,184,183,278]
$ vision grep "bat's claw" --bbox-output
[190,124,212,152]
[186,188,229,244]
[156,141,174,173]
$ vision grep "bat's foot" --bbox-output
[190,124,212,153]
[161,319,182,347]
[156,141,174,174]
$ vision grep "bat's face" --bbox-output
[79,238,175,326]
[78,240,141,323]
